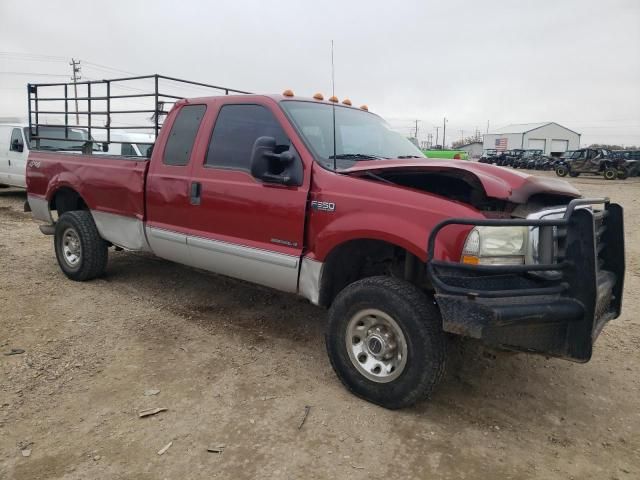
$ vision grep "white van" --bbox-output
[0,123,95,188]
[0,123,29,188]
[94,131,154,157]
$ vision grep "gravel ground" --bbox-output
[1,171,639,480]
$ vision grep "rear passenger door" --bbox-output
[186,100,309,292]
[145,103,207,265]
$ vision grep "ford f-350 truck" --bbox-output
[26,80,625,409]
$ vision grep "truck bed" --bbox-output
[27,151,149,220]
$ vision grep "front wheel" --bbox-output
[556,165,568,177]
[326,276,446,409]
[54,211,108,281]
[604,168,617,180]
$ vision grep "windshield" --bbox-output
[280,101,425,169]
[24,126,96,151]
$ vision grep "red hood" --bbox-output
[342,159,581,203]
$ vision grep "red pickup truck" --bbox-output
[26,86,625,409]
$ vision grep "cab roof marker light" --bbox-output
[360,105,368,111]
[282,89,294,97]
[328,95,339,103]
[342,98,352,106]
[313,92,324,100]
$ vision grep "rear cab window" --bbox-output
[163,104,207,166]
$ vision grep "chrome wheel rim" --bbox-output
[62,228,81,267]
[346,308,408,383]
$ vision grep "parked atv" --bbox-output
[512,149,543,169]
[500,149,523,167]
[479,149,498,164]
[555,148,629,180]
[611,150,640,177]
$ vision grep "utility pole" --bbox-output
[460,130,464,143]
[434,126,440,148]
[486,120,490,134]
[413,119,419,140]
[443,117,447,149]
[69,58,81,125]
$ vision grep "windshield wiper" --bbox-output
[397,155,423,159]
[329,153,388,160]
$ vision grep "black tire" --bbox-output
[326,276,446,409]
[569,171,580,177]
[617,167,629,180]
[555,165,568,177]
[604,168,617,180]
[54,211,108,281]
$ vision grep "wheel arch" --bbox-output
[317,238,422,308]
[49,186,89,217]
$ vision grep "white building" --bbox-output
[483,122,580,156]
[457,141,483,159]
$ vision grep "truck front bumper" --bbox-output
[427,199,624,361]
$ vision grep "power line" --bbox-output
[0,71,69,77]
[0,51,67,61]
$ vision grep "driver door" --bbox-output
[185,99,310,293]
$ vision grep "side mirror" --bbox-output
[11,139,24,153]
[250,136,301,186]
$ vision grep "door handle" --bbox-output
[190,181,201,206]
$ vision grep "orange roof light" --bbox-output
[313,92,324,100]
[342,98,352,106]
[360,104,368,111]
[328,95,339,103]
[282,89,294,97]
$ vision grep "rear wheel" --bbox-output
[604,168,617,180]
[555,165,568,177]
[54,211,108,281]
[617,167,629,180]
[326,276,446,409]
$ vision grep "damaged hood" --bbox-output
[342,159,581,203]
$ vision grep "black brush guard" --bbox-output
[426,198,624,361]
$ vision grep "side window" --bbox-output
[10,128,24,152]
[163,104,206,166]
[205,104,289,171]
[121,143,137,156]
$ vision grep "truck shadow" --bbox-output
[0,188,27,198]
[106,249,611,421]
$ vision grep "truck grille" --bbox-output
[527,204,609,272]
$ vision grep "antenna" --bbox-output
[331,40,337,171]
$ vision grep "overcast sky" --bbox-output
[1,0,639,147]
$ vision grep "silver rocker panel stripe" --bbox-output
[298,257,323,305]
[91,210,150,251]
[28,195,53,223]
[146,226,299,293]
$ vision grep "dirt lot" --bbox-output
[1,171,639,480]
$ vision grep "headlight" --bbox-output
[461,226,528,265]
